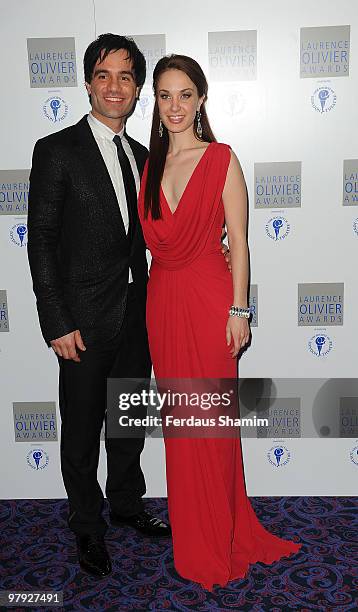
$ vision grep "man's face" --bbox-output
[85,48,140,129]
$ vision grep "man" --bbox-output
[27,33,170,578]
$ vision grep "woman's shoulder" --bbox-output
[212,141,231,149]
[210,142,234,165]
[211,142,232,155]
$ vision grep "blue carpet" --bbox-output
[0,497,357,611]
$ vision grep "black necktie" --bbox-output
[113,135,137,242]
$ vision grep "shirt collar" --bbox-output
[88,112,125,141]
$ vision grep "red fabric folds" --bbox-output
[138,142,301,591]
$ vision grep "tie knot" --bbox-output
[113,135,123,149]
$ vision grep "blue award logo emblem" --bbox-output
[311,87,337,114]
[10,222,28,247]
[267,443,291,468]
[43,96,69,123]
[349,443,358,466]
[17,225,27,245]
[265,216,290,241]
[316,336,325,355]
[26,447,49,470]
[318,89,329,112]
[353,218,358,237]
[33,451,42,469]
[308,332,333,357]
[274,447,284,465]
[50,98,61,121]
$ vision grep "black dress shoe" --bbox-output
[76,534,112,577]
[110,510,171,537]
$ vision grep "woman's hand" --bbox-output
[221,245,232,272]
[226,316,250,357]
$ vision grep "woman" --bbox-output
[138,54,301,591]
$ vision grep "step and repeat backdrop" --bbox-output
[1,0,357,498]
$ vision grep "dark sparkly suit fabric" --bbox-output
[27,116,151,534]
[27,115,148,347]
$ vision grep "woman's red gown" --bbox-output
[138,142,301,590]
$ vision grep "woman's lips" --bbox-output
[167,115,184,123]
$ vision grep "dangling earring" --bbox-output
[196,110,202,138]
[159,119,163,138]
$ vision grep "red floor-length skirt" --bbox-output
[138,143,301,590]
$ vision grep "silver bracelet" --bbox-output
[229,305,251,319]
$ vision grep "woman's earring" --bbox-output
[159,119,163,138]
[196,110,202,138]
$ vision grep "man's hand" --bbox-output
[221,245,232,272]
[50,330,86,362]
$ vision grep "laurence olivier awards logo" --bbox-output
[265,216,290,241]
[308,332,333,357]
[27,37,77,88]
[257,399,301,439]
[343,160,358,206]
[0,170,29,216]
[299,284,340,357]
[208,30,257,81]
[26,448,49,470]
[255,163,299,242]
[131,34,166,84]
[0,290,9,332]
[298,283,344,326]
[10,222,27,247]
[267,442,291,468]
[349,440,358,466]
[255,162,302,209]
[300,25,350,78]
[311,86,337,114]
[249,284,258,327]
[13,402,58,442]
[43,95,69,123]
[340,398,358,438]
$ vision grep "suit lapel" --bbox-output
[73,116,127,239]
[72,117,148,255]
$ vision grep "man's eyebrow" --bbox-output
[93,69,135,77]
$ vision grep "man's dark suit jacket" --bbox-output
[27,115,148,346]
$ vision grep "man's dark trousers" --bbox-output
[58,284,151,536]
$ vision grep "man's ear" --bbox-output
[85,82,91,96]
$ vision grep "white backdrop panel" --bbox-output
[0,0,357,498]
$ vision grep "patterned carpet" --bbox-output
[0,497,357,611]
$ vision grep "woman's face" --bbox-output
[156,69,204,135]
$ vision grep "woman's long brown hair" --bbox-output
[144,54,216,220]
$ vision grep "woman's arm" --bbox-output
[222,149,250,357]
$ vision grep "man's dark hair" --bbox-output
[84,33,146,87]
